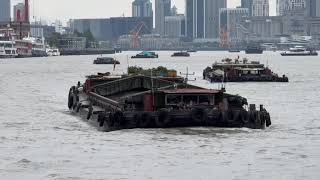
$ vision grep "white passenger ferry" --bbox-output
[281,46,318,56]
[0,40,18,58]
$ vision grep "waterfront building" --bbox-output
[241,0,253,16]
[132,0,153,17]
[140,34,180,50]
[71,19,112,41]
[14,3,26,22]
[252,0,269,16]
[185,0,226,39]
[306,0,320,17]
[71,17,152,42]
[165,15,186,38]
[58,37,86,50]
[219,8,249,42]
[277,0,306,16]
[155,0,171,35]
[0,0,10,22]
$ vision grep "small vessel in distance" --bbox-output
[187,49,197,53]
[68,67,271,131]
[280,46,318,56]
[131,51,158,59]
[228,49,241,53]
[245,44,263,54]
[203,58,289,83]
[93,57,120,64]
[46,48,61,56]
[171,51,190,57]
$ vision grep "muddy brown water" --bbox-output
[0,51,319,180]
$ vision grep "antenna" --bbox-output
[180,67,195,87]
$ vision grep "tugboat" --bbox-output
[245,44,263,54]
[203,58,289,83]
[93,57,120,64]
[131,51,158,59]
[171,51,190,57]
[280,46,318,56]
[67,67,272,131]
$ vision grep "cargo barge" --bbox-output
[203,58,289,83]
[68,67,271,131]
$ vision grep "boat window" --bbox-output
[199,95,214,105]
[166,95,182,105]
[0,43,3,47]
[183,95,198,105]
[4,44,12,48]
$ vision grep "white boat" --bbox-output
[281,46,318,56]
[23,37,47,57]
[0,40,18,58]
[15,40,32,58]
[46,48,60,56]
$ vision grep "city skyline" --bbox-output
[10,0,277,23]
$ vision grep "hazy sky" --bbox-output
[11,0,277,23]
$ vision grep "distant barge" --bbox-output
[203,58,289,83]
[171,51,190,57]
[68,67,271,131]
[93,57,120,64]
[131,51,158,59]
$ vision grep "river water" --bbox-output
[0,51,319,180]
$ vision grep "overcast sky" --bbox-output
[11,0,277,23]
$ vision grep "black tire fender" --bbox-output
[155,109,170,127]
[140,113,152,128]
[240,110,249,124]
[191,108,207,124]
[266,112,271,127]
[132,113,140,126]
[98,113,106,127]
[76,103,81,113]
[68,86,75,109]
[218,111,227,122]
[114,111,124,127]
[87,105,93,120]
[107,113,115,128]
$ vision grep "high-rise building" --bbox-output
[155,0,171,35]
[252,0,269,16]
[306,0,320,17]
[0,0,10,22]
[71,17,153,41]
[132,0,153,17]
[185,0,194,39]
[277,0,306,16]
[219,8,249,41]
[185,0,227,39]
[14,3,26,22]
[241,0,253,16]
[165,15,186,37]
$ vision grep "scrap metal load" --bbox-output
[68,67,271,132]
[203,58,289,83]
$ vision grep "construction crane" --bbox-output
[129,21,148,49]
